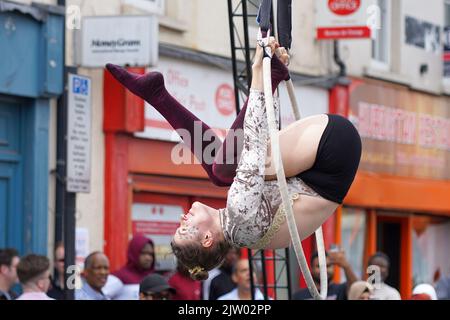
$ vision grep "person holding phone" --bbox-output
[293,247,358,300]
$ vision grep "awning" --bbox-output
[0,0,64,22]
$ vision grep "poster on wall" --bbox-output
[132,203,182,271]
[405,16,441,54]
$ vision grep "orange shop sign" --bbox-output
[349,80,450,180]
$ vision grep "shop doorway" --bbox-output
[376,218,401,289]
[0,100,23,251]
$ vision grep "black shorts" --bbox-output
[297,114,362,204]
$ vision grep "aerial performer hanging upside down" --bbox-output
[106,38,362,281]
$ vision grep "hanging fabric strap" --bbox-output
[277,0,292,51]
[258,0,272,35]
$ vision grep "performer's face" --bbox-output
[174,202,215,246]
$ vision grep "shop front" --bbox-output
[329,78,450,298]
[0,1,64,254]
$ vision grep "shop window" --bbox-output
[412,216,450,287]
[371,0,391,70]
[376,217,401,289]
[341,208,366,281]
[340,207,367,280]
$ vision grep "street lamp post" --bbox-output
[56,0,77,301]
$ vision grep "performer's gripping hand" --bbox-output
[275,46,290,66]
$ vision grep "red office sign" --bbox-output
[316,0,371,40]
[328,0,361,16]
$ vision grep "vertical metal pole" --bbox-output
[64,191,76,300]
[227,0,241,115]
[55,0,66,250]
[272,250,277,300]
[260,251,268,299]
[333,40,346,77]
[248,249,256,300]
[56,0,77,300]
[241,0,253,90]
[55,100,65,245]
[55,0,67,298]
[62,64,78,301]
[285,248,292,300]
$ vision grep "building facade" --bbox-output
[330,0,450,298]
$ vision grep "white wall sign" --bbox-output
[76,15,158,68]
[67,73,92,193]
[316,0,372,40]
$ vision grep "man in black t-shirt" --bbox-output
[293,249,357,300]
[208,248,240,300]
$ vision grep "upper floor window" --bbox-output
[444,0,450,80]
[123,0,165,15]
[446,0,450,26]
[371,0,391,70]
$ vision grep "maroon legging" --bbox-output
[106,57,289,186]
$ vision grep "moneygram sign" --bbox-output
[316,0,371,40]
[76,15,158,68]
